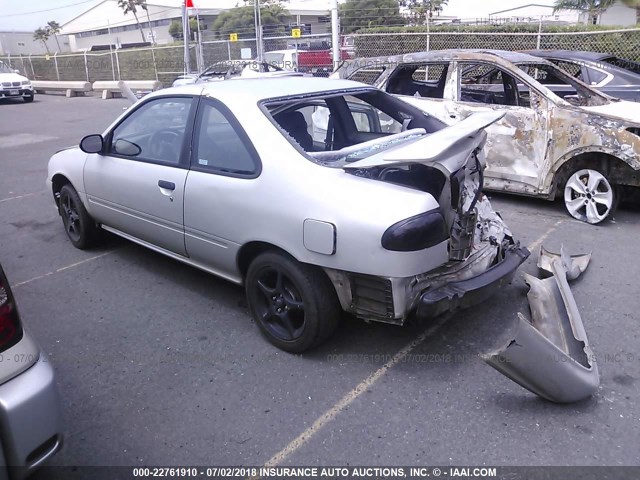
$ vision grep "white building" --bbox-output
[60,0,332,52]
[489,1,638,26]
[0,31,71,55]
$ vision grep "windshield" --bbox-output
[0,62,13,74]
[516,61,609,106]
[264,89,446,167]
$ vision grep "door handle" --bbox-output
[158,180,175,191]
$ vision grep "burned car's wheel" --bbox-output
[246,252,340,353]
[59,184,99,249]
[563,169,616,224]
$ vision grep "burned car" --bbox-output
[172,60,300,87]
[47,77,527,352]
[335,50,640,224]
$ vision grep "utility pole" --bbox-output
[254,0,263,61]
[331,0,340,69]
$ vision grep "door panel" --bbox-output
[83,96,195,255]
[84,156,188,255]
[453,62,550,194]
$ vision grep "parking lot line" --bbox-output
[11,250,119,289]
[255,220,566,471]
[0,192,39,203]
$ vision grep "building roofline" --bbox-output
[489,4,558,16]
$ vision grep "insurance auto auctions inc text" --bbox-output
[259,467,497,478]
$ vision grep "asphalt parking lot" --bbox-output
[1,94,639,472]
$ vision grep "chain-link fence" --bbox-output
[2,28,639,85]
[350,28,640,61]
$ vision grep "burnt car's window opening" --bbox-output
[266,89,446,165]
[109,97,192,164]
[349,66,387,85]
[386,63,449,99]
[194,102,258,175]
[460,63,529,107]
[516,62,609,106]
[545,60,583,81]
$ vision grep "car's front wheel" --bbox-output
[23,94,34,103]
[246,251,340,353]
[59,184,99,249]
[564,168,617,224]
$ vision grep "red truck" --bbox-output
[297,48,352,76]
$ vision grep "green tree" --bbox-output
[400,0,448,25]
[168,18,203,41]
[553,0,617,24]
[340,0,404,33]
[211,0,290,39]
[46,20,62,52]
[33,27,51,54]
[620,0,640,23]
[117,0,148,42]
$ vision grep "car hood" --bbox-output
[0,72,28,83]
[582,100,640,124]
[343,111,504,173]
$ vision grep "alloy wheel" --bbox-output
[251,266,306,342]
[61,193,82,242]
[564,169,614,224]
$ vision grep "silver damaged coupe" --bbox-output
[47,77,529,352]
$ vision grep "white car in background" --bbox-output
[263,49,302,71]
[0,62,34,103]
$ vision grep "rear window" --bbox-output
[601,56,640,75]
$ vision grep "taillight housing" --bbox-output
[0,266,23,352]
[381,209,449,252]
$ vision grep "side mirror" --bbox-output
[80,134,104,154]
[14,69,20,74]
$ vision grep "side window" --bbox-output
[349,66,386,85]
[109,97,192,164]
[585,67,607,85]
[460,63,525,107]
[388,63,449,99]
[193,102,258,175]
[548,60,583,81]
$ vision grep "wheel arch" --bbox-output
[51,173,73,208]
[549,150,639,198]
[236,241,298,279]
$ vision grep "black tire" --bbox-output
[58,184,99,249]
[23,94,34,103]
[245,251,341,353]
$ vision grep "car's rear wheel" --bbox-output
[563,168,617,224]
[246,252,340,353]
[59,184,99,249]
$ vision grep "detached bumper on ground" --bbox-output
[416,245,530,318]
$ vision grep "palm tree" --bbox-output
[620,0,640,23]
[33,27,51,54]
[553,0,617,24]
[47,20,62,52]
[117,0,148,42]
[401,0,449,25]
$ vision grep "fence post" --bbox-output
[53,52,60,81]
[28,54,35,79]
[114,48,121,80]
[536,17,542,50]
[19,54,25,75]
[83,50,89,81]
[227,40,231,60]
[109,48,116,81]
[7,53,10,69]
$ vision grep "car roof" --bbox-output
[525,49,612,61]
[158,77,373,103]
[348,49,551,65]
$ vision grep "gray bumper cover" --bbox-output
[482,246,599,403]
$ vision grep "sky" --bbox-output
[0,0,558,32]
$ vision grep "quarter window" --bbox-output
[109,97,192,164]
[194,102,258,175]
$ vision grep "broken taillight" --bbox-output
[0,266,23,352]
